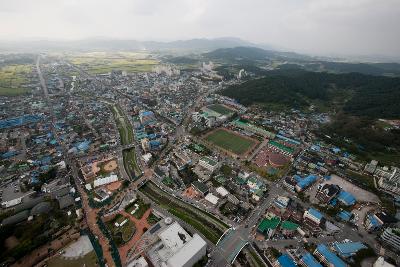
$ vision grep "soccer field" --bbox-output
[205,128,256,155]
[207,104,235,115]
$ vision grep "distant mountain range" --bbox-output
[0,37,256,53]
[1,37,399,69]
[203,46,400,76]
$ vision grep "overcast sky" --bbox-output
[1,0,400,57]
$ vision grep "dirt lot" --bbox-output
[307,174,380,204]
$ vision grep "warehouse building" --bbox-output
[314,244,347,267]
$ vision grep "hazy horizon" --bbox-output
[1,0,400,58]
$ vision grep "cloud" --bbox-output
[0,0,399,57]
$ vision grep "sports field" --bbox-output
[205,128,256,155]
[207,104,234,115]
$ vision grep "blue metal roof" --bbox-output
[295,174,318,189]
[308,208,323,220]
[338,210,352,221]
[0,114,42,129]
[333,242,366,258]
[140,111,154,116]
[316,244,346,267]
[277,254,297,267]
[301,253,323,267]
[337,191,356,206]
[367,214,381,227]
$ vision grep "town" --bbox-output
[0,49,399,267]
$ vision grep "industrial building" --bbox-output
[274,254,297,267]
[147,221,207,267]
[293,174,318,192]
[336,191,356,206]
[313,244,347,267]
[299,253,323,267]
[332,241,366,258]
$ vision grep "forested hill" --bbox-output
[220,70,400,119]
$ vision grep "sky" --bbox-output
[1,0,400,57]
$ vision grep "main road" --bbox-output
[36,56,117,267]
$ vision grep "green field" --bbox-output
[205,128,256,155]
[106,214,136,246]
[47,251,98,267]
[0,64,33,96]
[207,104,235,115]
[66,52,159,74]
[0,87,30,96]
[139,181,228,244]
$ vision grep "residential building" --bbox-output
[198,156,219,173]
[376,167,400,196]
[204,193,219,206]
[364,160,378,174]
[257,217,280,239]
[316,184,340,204]
[303,208,324,227]
[365,212,397,232]
[381,228,400,251]
[274,196,290,210]
[373,257,395,267]
[93,174,118,188]
[191,181,209,196]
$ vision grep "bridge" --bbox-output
[121,144,135,150]
[215,228,249,264]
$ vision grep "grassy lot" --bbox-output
[345,170,376,192]
[66,52,159,74]
[205,128,256,155]
[125,198,150,219]
[207,104,235,115]
[139,181,228,244]
[147,212,161,224]
[246,247,265,267]
[0,87,30,96]
[47,251,98,267]
[106,215,136,246]
[0,64,34,96]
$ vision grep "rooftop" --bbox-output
[337,191,356,206]
[308,208,323,220]
[333,241,367,257]
[200,156,218,166]
[258,217,280,232]
[301,253,323,267]
[277,254,297,267]
[315,244,346,267]
[281,220,299,231]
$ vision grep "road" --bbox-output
[36,56,117,267]
[211,184,285,266]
